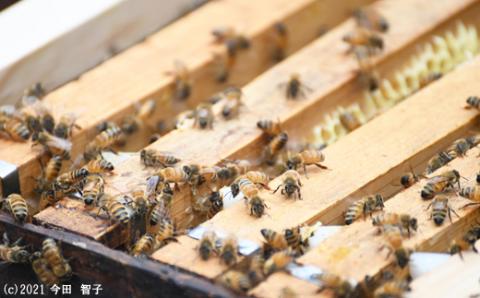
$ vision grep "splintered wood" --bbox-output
[152,55,480,279]
[251,148,480,297]
[0,0,372,197]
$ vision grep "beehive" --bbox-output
[1,0,480,297]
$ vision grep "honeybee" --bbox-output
[273,170,302,200]
[193,103,214,129]
[54,113,80,139]
[343,28,384,52]
[156,182,174,205]
[31,252,59,286]
[372,213,418,237]
[257,119,282,137]
[42,238,72,279]
[263,132,288,165]
[0,194,28,223]
[373,271,411,298]
[82,174,104,206]
[84,125,124,161]
[216,160,250,186]
[427,196,459,226]
[219,235,238,266]
[96,121,117,133]
[21,95,55,134]
[39,188,62,210]
[212,52,231,83]
[98,194,135,225]
[231,177,259,198]
[0,233,30,263]
[83,158,114,174]
[121,100,156,134]
[244,171,270,189]
[353,46,379,91]
[466,96,480,109]
[420,170,460,200]
[425,151,455,174]
[155,217,178,246]
[261,228,289,251]
[0,117,31,141]
[24,82,45,99]
[399,166,425,189]
[32,132,72,159]
[149,199,170,226]
[157,166,189,187]
[339,110,362,132]
[263,250,293,275]
[167,61,192,101]
[381,225,411,268]
[286,149,328,177]
[246,253,265,284]
[212,27,250,48]
[55,168,89,191]
[198,230,217,260]
[218,270,252,293]
[460,185,480,208]
[447,135,480,157]
[174,110,195,130]
[36,155,63,191]
[189,192,224,222]
[221,87,243,120]
[279,73,312,100]
[131,233,156,257]
[353,7,389,32]
[195,166,220,187]
[345,194,384,225]
[314,272,354,297]
[449,225,480,257]
[247,196,268,218]
[272,22,288,62]
[140,149,180,168]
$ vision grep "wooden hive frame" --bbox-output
[2,0,480,296]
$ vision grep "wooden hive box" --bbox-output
[1,0,480,297]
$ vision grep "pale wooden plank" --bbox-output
[0,0,206,105]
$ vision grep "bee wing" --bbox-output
[427,175,450,184]
[46,135,72,150]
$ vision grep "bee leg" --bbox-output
[461,202,480,209]
[297,188,302,200]
[450,206,460,219]
[303,165,309,179]
[11,237,23,247]
[425,203,433,211]
[272,184,282,194]
[314,163,329,170]
[2,233,9,246]
[174,183,180,192]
